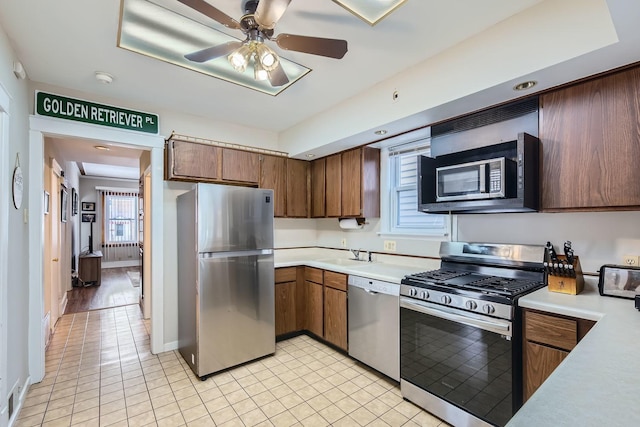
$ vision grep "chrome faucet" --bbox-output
[350,248,362,260]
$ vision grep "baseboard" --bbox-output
[163,340,179,353]
[42,313,51,350]
[7,376,29,427]
[58,294,67,319]
[103,260,141,269]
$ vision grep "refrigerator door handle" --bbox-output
[200,249,273,259]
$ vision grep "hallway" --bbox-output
[14,306,444,426]
[64,267,141,314]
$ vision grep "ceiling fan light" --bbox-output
[256,43,279,71]
[228,44,251,72]
[254,60,269,81]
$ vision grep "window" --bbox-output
[386,144,449,236]
[104,193,138,243]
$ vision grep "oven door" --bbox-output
[400,297,514,427]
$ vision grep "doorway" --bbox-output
[27,116,165,383]
[0,85,10,427]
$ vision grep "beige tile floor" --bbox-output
[16,305,449,427]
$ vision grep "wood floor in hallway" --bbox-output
[65,266,141,314]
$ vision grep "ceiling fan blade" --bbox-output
[268,62,290,87]
[275,34,348,59]
[255,0,291,30]
[178,0,241,30]
[185,41,243,63]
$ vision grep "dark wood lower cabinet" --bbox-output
[324,287,347,350]
[275,267,348,351]
[305,281,324,337]
[523,340,568,401]
[522,308,595,401]
[275,281,296,336]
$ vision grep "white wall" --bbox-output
[0,20,31,423]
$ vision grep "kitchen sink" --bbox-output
[316,258,367,266]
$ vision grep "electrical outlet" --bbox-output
[340,238,347,248]
[384,240,397,252]
[623,255,639,266]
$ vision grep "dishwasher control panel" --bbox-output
[348,275,399,296]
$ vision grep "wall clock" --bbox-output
[12,155,23,209]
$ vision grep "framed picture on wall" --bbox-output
[82,202,95,212]
[82,213,96,223]
[61,187,68,223]
[71,188,78,216]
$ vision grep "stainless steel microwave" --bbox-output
[436,157,505,202]
[417,133,540,213]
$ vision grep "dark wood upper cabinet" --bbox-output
[221,148,260,184]
[541,66,640,210]
[286,158,309,218]
[325,154,342,217]
[260,155,286,217]
[166,139,219,182]
[311,158,326,218]
[341,147,380,218]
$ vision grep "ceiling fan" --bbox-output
[178,0,348,87]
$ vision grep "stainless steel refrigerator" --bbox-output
[177,183,275,378]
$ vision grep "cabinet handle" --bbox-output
[52,258,59,262]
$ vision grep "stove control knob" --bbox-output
[482,304,496,314]
[409,288,418,297]
[465,300,477,311]
[441,295,452,305]
[419,290,429,300]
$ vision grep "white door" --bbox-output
[48,163,63,335]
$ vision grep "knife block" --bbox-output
[546,255,584,295]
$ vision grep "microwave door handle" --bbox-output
[479,164,486,193]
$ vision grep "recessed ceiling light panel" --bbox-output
[118,0,310,96]
[374,129,387,135]
[94,145,111,151]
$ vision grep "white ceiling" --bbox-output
[2,0,640,172]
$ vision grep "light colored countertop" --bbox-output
[509,282,640,426]
[274,247,440,283]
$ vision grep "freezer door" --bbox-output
[197,184,274,252]
[197,250,275,377]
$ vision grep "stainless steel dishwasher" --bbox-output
[348,275,399,381]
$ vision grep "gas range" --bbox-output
[400,242,545,321]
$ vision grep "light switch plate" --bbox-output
[384,240,397,252]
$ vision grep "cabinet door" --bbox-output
[311,158,326,218]
[325,154,342,217]
[324,287,347,350]
[222,148,260,183]
[540,67,640,210]
[524,341,568,401]
[167,140,219,181]
[286,159,309,217]
[341,148,362,217]
[305,281,323,337]
[275,281,296,336]
[260,155,287,217]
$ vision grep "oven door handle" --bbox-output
[400,297,512,337]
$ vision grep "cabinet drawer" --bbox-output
[275,267,297,283]
[324,271,347,291]
[525,311,577,351]
[305,267,323,284]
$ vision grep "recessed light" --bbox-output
[374,129,387,135]
[513,81,537,91]
[94,145,111,151]
[95,71,114,84]
[306,154,315,159]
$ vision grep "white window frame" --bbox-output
[380,143,452,239]
[104,193,138,244]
